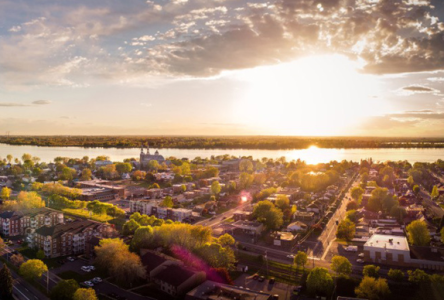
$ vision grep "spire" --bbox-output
[140,143,144,154]
[146,142,150,155]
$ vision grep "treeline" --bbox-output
[2,136,444,149]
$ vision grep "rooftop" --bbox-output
[364,234,409,251]
[186,280,271,300]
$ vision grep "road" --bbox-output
[308,175,358,259]
[1,248,49,300]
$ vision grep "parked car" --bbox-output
[358,253,364,258]
[258,276,265,282]
[67,257,75,262]
[92,277,102,283]
[81,266,92,272]
[356,259,364,263]
[287,254,295,259]
[345,246,358,252]
[269,277,275,285]
[83,281,94,287]
[88,265,96,271]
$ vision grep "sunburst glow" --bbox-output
[234,55,386,135]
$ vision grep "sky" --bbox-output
[1,0,444,137]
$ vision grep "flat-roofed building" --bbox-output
[363,234,410,266]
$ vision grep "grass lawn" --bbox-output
[62,208,113,222]
[18,247,61,269]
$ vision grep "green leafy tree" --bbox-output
[122,219,140,236]
[19,259,48,281]
[0,265,13,299]
[406,220,430,246]
[441,227,444,243]
[293,251,307,271]
[73,288,98,300]
[306,267,333,297]
[50,279,80,300]
[159,196,174,208]
[218,234,235,247]
[36,249,45,259]
[431,185,439,199]
[130,226,154,251]
[388,269,404,281]
[407,269,430,285]
[363,265,380,278]
[355,276,390,300]
[211,181,221,195]
[336,219,355,241]
[147,160,160,171]
[116,162,132,175]
[275,195,290,211]
[81,168,92,181]
[350,186,364,204]
[252,200,283,230]
[239,172,254,189]
[239,159,253,173]
[413,185,420,196]
[331,255,352,276]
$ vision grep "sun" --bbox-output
[233,55,385,136]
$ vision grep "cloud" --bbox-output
[401,85,439,93]
[32,100,52,105]
[0,102,29,107]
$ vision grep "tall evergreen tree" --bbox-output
[0,264,14,299]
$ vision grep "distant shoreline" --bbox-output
[2,136,444,150]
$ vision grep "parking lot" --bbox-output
[234,273,298,300]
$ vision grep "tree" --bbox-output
[350,186,364,203]
[218,234,235,247]
[147,160,159,171]
[413,185,420,196]
[407,269,430,285]
[331,255,352,276]
[73,288,98,300]
[239,159,253,173]
[211,181,221,195]
[355,276,390,300]
[239,172,254,189]
[10,253,25,267]
[275,195,290,211]
[16,191,45,210]
[294,251,307,270]
[0,237,4,254]
[1,187,11,199]
[159,196,174,208]
[346,200,357,211]
[0,265,13,299]
[363,265,380,278]
[431,185,439,199]
[122,219,140,236]
[441,227,444,243]
[81,168,92,181]
[116,162,132,175]
[130,226,154,252]
[19,259,48,281]
[36,249,45,259]
[336,219,355,241]
[306,267,333,297]
[6,154,13,163]
[406,220,430,246]
[388,269,404,281]
[50,279,80,300]
[252,200,283,230]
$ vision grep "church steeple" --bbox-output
[146,142,150,155]
[140,143,144,154]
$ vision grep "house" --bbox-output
[287,221,308,232]
[185,280,272,300]
[307,203,321,214]
[271,231,298,249]
[293,211,315,221]
[364,234,411,266]
[129,199,192,222]
[231,221,264,236]
[233,210,252,221]
[405,204,424,218]
[151,264,205,297]
[95,160,113,167]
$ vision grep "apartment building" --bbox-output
[0,208,63,237]
[130,199,192,222]
[31,220,111,258]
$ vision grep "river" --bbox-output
[0,143,443,165]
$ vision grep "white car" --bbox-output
[67,257,75,262]
[83,281,94,287]
[92,277,102,283]
[356,259,364,263]
[81,266,91,272]
[287,254,295,259]
[88,266,96,271]
[358,253,364,258]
